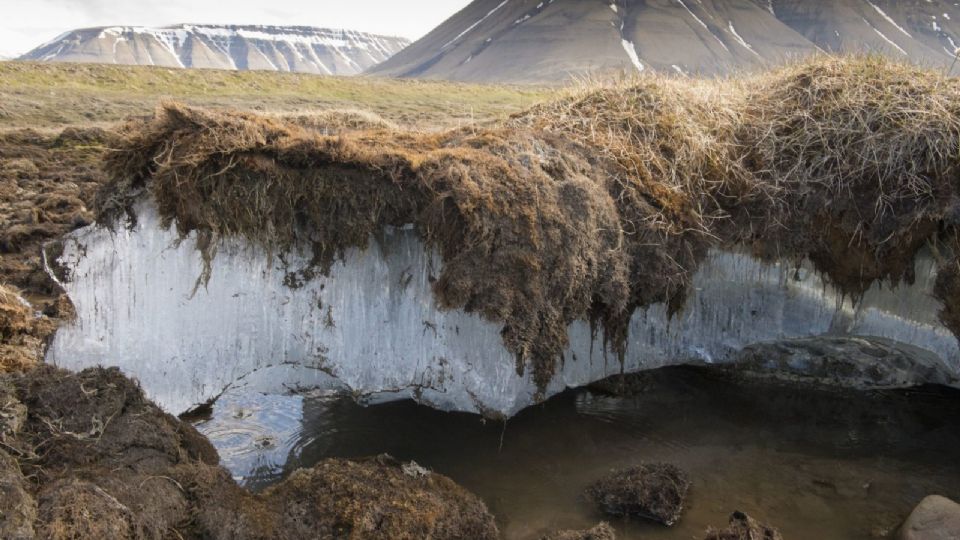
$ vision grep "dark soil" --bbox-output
[584,463,691,526]
[0,365,499,539]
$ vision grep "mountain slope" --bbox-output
[370,0,960,82]
[19,25,410,75]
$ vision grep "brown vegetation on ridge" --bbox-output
[98,56,960,393]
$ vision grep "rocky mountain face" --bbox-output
[369,0,960,82]
[19,25,409,75]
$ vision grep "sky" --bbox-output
[0,0,472,57]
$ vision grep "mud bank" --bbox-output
[47,202,959,415]
[0,365,497,539]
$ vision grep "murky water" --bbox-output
[192,367,960,539]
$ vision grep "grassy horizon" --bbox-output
[0,61,551,130]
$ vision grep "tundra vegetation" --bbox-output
[99,55,960,393]
[1,55,959,538]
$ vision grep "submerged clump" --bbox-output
[99,55,960,394]
[584,463,691,526]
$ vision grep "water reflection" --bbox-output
[194,367,960,539]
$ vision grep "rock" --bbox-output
[540,522,616,539]
[898,495,960,540]
[704,511,783,540]
[584,463,690,526]
[731,336,958,390]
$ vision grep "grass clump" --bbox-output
[100,55,960,393]
[0,284,54,372]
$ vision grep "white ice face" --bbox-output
[46,201,959,416]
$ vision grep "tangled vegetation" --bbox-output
[100,55,960,393]
[0,366,498,539]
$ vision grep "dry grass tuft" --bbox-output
[275,109,400,134]
[0,284,54,372]
[99,55,960,393]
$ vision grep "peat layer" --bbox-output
[100,55,960,394]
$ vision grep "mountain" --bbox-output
[19,25,410,75]
[369,0,960,82]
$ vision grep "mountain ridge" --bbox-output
[369,0,960,82]
[19,24,410,75]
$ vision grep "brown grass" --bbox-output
[99,55,960,393]
[0,284,55,372]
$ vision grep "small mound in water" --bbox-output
[0,366,497,539]
[584,463,690,526]
[100,55,960,393]
[262,455,498,539]
[704,512,783,540]
[540,522,616,540]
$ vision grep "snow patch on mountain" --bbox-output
[442,0,510,50]
[20,24,410,75]
[862,17,908,55]
[728,21,760,57]
[866,0,913,37]
[621,39,644,71]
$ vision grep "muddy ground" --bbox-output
[0,365,499,539]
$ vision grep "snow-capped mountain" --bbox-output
[370,0,960,82]
[19,25,410,75]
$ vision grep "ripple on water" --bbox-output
[193,391,305,486]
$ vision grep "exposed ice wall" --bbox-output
[46,202,960,416]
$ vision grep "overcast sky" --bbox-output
[0,0,472,57]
